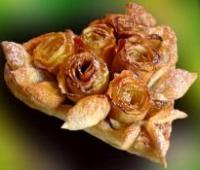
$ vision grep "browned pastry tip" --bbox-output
[62,95,111,130]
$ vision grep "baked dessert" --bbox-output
[1,3,197,167]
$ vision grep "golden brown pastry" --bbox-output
[1,3,197,168]
[90,3,156,37]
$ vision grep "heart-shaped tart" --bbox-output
[1,3,197,167]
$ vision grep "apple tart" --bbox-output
[1,3,197,167]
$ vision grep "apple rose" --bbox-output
[111,33,162,81]
[104,14,146,38]
[107,70,151,124]
[29,31,75,74]
[57,51,109,102]
[90,3,156,38]
[81,24,116,65]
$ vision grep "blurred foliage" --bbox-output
[0,0,200,170]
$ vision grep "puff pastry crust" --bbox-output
[2,3,197,167]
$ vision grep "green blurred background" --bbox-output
[0,0,199,170]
